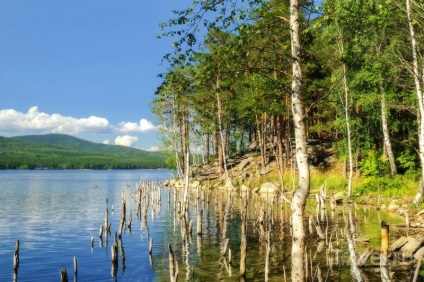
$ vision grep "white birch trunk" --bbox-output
[405,0,424,206]
[172,99,183,179]
[380,87,397,176]
[342,63,354,199]
[289,0,310,280]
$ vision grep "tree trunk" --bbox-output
[225,120,231,156]
[405,0,424,206]
[215,129,223,175]
[285,93,291,168]
[256,113,268,168]
[172,98,183,179]
[342,62,354,200]
[182,104,190,179]
[289,0,310,281]
[276,115,285,176]
[216,74,233,187]
[380,84,397,176]
[205,132,210,164]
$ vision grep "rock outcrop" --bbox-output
[166,138,333,193]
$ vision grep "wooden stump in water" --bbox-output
[381,221,389,259]
[111,242,118,266]
[60,268,68,282]
[74,256,78,278]
[13,239,19,270]
[104,208,109,231]
[380,221,390,282]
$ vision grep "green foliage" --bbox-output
[360,149,389,177]
[355,174,417,198]
[397,149,419,176]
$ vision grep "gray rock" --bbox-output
[259,167,271,175]
[331,191,346,203]
[238,157,252,171]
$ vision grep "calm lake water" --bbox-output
[0,170,406,281]
[0,170,173,282]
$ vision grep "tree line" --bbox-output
[153,0,424,197]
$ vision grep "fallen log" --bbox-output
[357,247,375,268]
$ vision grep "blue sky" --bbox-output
[0,0,190,151]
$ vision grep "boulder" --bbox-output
[331,191,346,204]
[238,157,252,171]
[259,167,271,175]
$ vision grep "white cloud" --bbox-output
[102,140,110,145]
[147,145,161,152]
[119,118,156,133]
[115,135,138,147]
[0,106,111,134]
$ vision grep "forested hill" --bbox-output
[0,134,167,169]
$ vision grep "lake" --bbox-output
[0,170,407,281]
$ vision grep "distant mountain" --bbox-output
[0,134,167,169]
[16,134,157,157]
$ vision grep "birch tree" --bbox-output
[289,0,310,279]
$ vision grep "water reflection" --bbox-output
[0,170,411,281]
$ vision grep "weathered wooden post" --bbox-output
[111,243,118,266]
[381,221,389,264]
[60,268,68,282]
[104,208,108,231]
[74,256,78,278]
[14,239,19,271]
[380,221,390,281]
